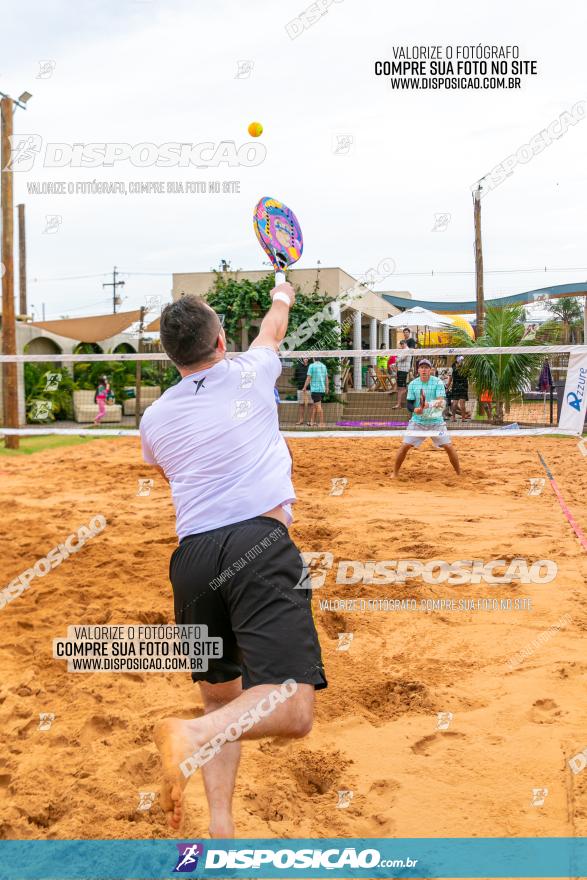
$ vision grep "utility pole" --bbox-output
[135,306,146,430]
[1,97,18,448]
[1,91,32,449]
[473,184,485,338]
[17,203,27,316]
[103,266,125,314]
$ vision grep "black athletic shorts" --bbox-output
[169,515,327,691]
[311,392,324,403]
[396,370,408,388]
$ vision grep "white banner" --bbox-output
[559,349,587,433]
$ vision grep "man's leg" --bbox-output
[198,679,243,838]
[297,399,304,425]
[154,682,314,828]
[309,402,317,426]
[317,402,324,427]
[393,441,413,477]
[443,442,461,474]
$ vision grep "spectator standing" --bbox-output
[303,357,329,428]
[403,328,417,349]
[293,357,310,425]
[393,339,412,409]
[449,356,470,420]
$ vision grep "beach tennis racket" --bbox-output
[253,196,303,285]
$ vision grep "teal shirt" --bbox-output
[308,362,327,393]
[407,375,446,425]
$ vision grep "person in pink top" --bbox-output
[93,376,114,425]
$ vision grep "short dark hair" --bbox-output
[403,327,411,333]
[160,295,220,367]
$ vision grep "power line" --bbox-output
[28,265,587,283]
[30,272,110,283]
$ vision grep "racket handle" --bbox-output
[274,270,286,286]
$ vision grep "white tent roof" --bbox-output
[382,306,456,329]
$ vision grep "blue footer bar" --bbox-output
[0,838,586,879]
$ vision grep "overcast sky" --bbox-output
[1,0,586,320]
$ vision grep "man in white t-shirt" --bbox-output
[140,284,327,834]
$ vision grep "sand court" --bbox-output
[0,436,586,840]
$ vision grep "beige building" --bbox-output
[172,266,412,388]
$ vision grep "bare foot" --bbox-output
[153,717,207,829]
[209,813,235,839]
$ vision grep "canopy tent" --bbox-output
[29,310,143,343]
[381,306,455,329]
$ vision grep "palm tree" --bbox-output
[545,297,583,343]
[452,305,542,423]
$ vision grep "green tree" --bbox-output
[206,271,343,400]
[452,305,542,422]
[206,271,339,349]
[24,364,76,422]
[545,297,583,343]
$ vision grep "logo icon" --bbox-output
[233,399,252,419]
[528,478,545,496]
[6,134,42,171]
[332,134,354,156]
[240,370,257,389]
[145,294,163,313]
[531,787,548,807]
[173,843,204,873]
[37,60,56,79]
[29,399,52,421]
[44,371,62,391]
[42,215,62,234]
[235,59,254,79]
[137,478,154,497]
[337,632,354,652]
[330,477,348,496]
[193,378,206,396]
[137,791,157,811]
[293,551,334,590]
[38,712,55,731]
[436,711,453,731]
[432,212,451,232]
[568,748,587,775]
[567,391,582,412]
[336,789,354,809]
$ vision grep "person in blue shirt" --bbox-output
[393,359,461,477]
[302,357,329,428]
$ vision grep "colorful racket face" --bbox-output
[253,196,303,283]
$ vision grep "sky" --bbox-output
[1,0,586,321]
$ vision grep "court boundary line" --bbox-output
[538,451,587,553]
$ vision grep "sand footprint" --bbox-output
[411,731,466,756]
[528,698,562,724]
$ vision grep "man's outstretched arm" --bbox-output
[251,282,296,351]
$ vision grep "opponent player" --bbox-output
[393,358,461,476]
[140,285,327,833]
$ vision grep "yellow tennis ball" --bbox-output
[248,121,263,138]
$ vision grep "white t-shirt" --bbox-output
[140,347,295,539]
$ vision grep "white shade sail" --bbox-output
[382,306,456,329]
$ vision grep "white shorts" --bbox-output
[297,389,310,404]
[404,420,452,448]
